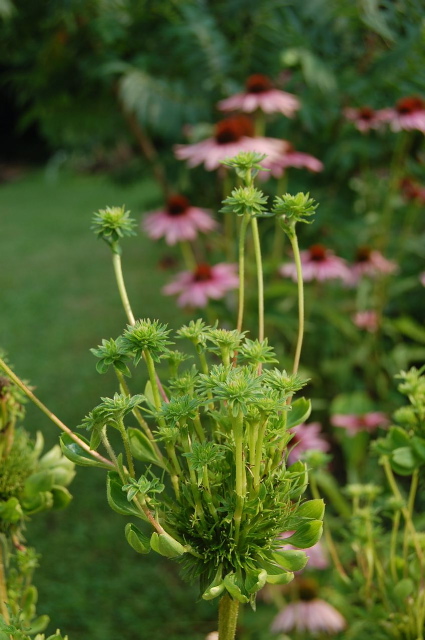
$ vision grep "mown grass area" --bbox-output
[0,170,276,640]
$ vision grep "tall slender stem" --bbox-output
[117,420,135,478]
[236,214,251,334]
[251,218,264,344]
[112,252,135,325]
[288,232,304,375]
[218,595,240,640]
[0,358,114,468]
[0,541,9,623]
[180,241,197,270]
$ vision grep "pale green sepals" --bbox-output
[297,498,325,521]
[223,573,249,603]
[22,584,37,619]
[393,578,414,600]
[284,520,323,549]
[125,523,151,554]
[21,492,53,515]
[28,615,50,635]
[202,566,225,600]
[23,471,54,496]
[150,532,187,558]
[272,549,308,572]
[244,568,268,594]
[260,560,294,585]
[287,460,308,499]
[287,398,311,429]
[50,486,73,510]
[106,471,148,521]
[60,433,112,469]
[0,497,23,523]
[128,427,165,468]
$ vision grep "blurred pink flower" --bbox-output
[271,599,346,635]
[349,247,398,283]
[261,143,323,179]
[174,115,286,171]
[278,534,329,571]
[331,412,389,436]
[353,310,379,332]
[344,106,387,132]
[280,244,351,283]
[143,195,217,246]
[420,272,425,286]
[379,96,425,133]
[218,74,300,116]
[288,422,330,465]
[163,263,238,308]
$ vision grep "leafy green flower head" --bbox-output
[121,319,173,364]
[221,151,268,182]
[91,206,136,253]
[220,186,269,218]
[238,338,278,365]
[272,192,318,235]
[90,337,130,376]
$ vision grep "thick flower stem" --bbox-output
[218,595,240,640]
[236,213,251,334]
[0,358,114,468]
[288,231,304,376]
[251,217,265,346]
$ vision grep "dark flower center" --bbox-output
[401,177,421,199]
[309,245,328,262]
[245,74,273,94]
[358,106,375,121]
[214,116,254,144]
[297,578,319,602]
[356,247,372,263]
[167,195,190,216]
[193,263,212,282]
[396,96,425,115]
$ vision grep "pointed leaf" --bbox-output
[272,549,308,571]
[150,532,186,558]
[287,398,311,429]
[128,428,165,468]
[125,523,151,554]
[106,472,147,521]
[284,521,323,549]
[60,433,112,469]
[296,499,325,521]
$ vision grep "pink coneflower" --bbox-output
[379,96,425,133]
[353,310,379,332]
[344,106,387,132]
[420,272,425,287]
[163,262,238,308]
[349,247,398,283]
[400,177,425,204]
[331,412,389,436]
[142,195,217,246]
[218,73,300,117]
[261,143,323,179]
[174,115,287,171]
[271,599,346,635]
[288,422,330,465]
[280,244,351,283]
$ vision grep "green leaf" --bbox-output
[60,433,112,469]
[106,472,147,521]
[223,573,249,603]
[259,560,294,585]
[0,497,23,523]
[144,381,155,406]
[287,460,308,499]
[296,499,325,521]
[272,549,308,572]
[393,578,414,600]
[244,568,268,594]
[24,471,54,497]
[411,437,425,462]
[202,566,225,601]
[51,486,73,510]
[150,532,186,558]
[283,521,323,549]
[391,447,417,475]
[125,523,151,554]
[128,428,165,468]
[287,398,311,429]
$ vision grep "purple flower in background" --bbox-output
[163,263,238,308]
[174,115,287,171]
[331,412,389,436]
[349,247,397,283]
[288,422,330,465]
[218,74,300,117]
[261,143,324,179]
[344,106,387,132]
[271,599,346,635]
[280,245,351,283]
[143,195,216,246]
[379,96,425,133]
[353,310,379,333]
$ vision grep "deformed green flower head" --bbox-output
[121,319,173,364]
[183,441,225,472]
[206,328,246,362]
[272,193,318,234]
[198,365,264,417]
[90,337,130,376]
[81,393,144,431]
[91,206,137,253]
[221,151,269,182]
[238,338,278,365]
[220,186,269,218]
[159,394,201,427]
[263,369,308,396]
[177,319,209,347]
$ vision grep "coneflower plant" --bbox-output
[0,153,322,640]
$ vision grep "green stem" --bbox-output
[232,410,246,542]
[202,467,219,522]
[0,540,9,624]
[218,595,240,640]
[390,510,401,582]
[236,214,251,335]
[253,419,267,492]
[144,350,162,412]
[180,241,197,271]
[117,419,135,478]
[251,218,265,346]
[112,252,135,325]
[0,357,114,468]
[288,231,304,375]
[403,468,419,575]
